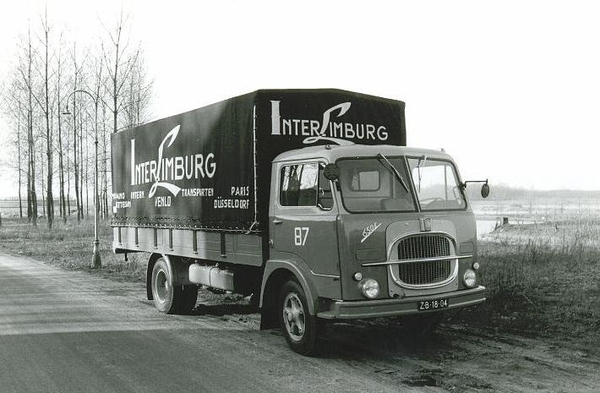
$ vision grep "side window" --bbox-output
[280,163,318,206]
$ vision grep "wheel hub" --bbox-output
[283,293,305,341]
[154,270,170,302]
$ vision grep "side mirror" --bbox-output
[461,179,490,198]
[323,163,340,181]
[481,183,490,198]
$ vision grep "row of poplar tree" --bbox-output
[1,8,152,228]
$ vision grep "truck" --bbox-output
[111,89,489,355]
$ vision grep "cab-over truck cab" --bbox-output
[263,144,486,354]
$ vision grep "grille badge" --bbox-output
[420,218,432,232]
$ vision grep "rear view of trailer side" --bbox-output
[112,89,486,355]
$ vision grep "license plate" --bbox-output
[418,298,449,311]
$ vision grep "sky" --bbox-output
[1,0,600,197]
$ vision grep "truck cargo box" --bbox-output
[111,89,406,232]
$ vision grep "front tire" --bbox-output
[151,257,198,314]
[279,279,317,356]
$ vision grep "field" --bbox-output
[0,217,147,282]
[469,199,600,352]
[1,198,599,352]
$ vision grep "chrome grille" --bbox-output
[396,235,453,285]
[398,235,451,259]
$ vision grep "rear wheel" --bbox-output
[151,257,198,314]
[279,279,317,356]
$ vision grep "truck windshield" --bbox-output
[407,157,466,211]
[337,156,467,213]
[337,157,417,213]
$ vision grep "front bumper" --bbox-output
[317,285,486,320]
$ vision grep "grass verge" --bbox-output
[0,217,146,282]
[458,219,600,352]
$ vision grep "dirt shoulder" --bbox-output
[209,308,600,392]
[189,291,600,393]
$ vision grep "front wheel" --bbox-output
[279,280,317,356]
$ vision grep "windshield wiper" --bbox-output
[376,153,409,193]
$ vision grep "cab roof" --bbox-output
[273,144,455,164]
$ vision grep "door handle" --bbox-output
[272,219,283,225]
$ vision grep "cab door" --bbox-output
[269,161,340,299]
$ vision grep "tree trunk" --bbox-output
[72,45,80,223]
[40,148,46,217]
[66,128,71,217]
[79,115,84,219]
[85,124,89,217]
[27,28,37,226]
[73,95,80,222]
[17,102,23,219]
[57,74,66,224]
[43,15,54,229]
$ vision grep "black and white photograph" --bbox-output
[0,1,599,392]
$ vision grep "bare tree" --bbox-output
[80,101,86,219]
[99,9,153,221]
[1,4,153,229]
[65,111,71,217]
[0,81,27,219]
[17,102,24,218]
[101,103,109,218]
[89,53,109,219]
[37,8,55,228]
[70,42,82,222]
[56,33,67,224]
[123,48,152,129]
[101,9,147,133]
[25,25,38,226]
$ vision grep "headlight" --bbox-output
[463,269,477,288]
[359,278,380,299]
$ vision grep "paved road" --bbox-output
[0,252,410,393]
